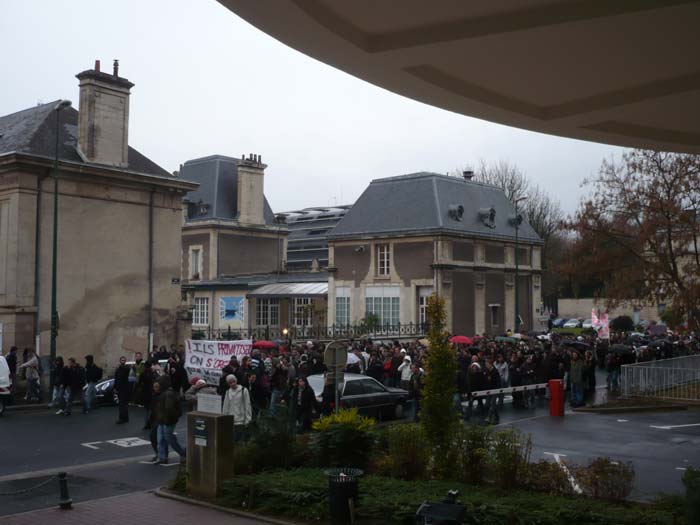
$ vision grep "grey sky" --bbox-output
[2,0,626,214]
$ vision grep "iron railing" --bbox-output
[192,323,429,342]
[622,355,700,401]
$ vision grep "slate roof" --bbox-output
[329,172,542,243]
[0,101,171,177]
[187,271,329,290]
[247,282,328,298]
[181,155,275,224]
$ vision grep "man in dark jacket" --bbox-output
[154,382,186,464]
[482,359,501,424]
[285,376,317,433]
[140,361,156,429]
[83,355,103,414]
[218,357,239,396]
[62,358,85,416]
[114,356,131,423]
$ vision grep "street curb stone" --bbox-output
[155,487,301,525]
[573,404,688,414]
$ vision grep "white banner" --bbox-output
[185,339,252,385]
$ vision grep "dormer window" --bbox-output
[197,200,209,216]
[478,207,496,228]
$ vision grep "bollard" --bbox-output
[57,472,72,510]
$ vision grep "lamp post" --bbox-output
[49,99,72,391]
[513,196,527,335]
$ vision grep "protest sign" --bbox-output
[185,339,252,385]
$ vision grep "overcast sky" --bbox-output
[2,0,626,214]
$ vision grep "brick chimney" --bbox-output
[75,59,134,167]
[237,154,267,225]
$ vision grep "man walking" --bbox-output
[83,355,102,414]
[483,359,501,425]
[569,351,585,408]
[114,356,131,423]
[62,357,85,416]
[154,380,186,465]
[18,349,41,402]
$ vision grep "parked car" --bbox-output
[307,373,408,420]
[552,318,568,328]
[0,355,12,416]
[581,318,593,329]
[83,359,169,405]
[563,318,583,329]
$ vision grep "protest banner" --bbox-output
[185,339,252,385]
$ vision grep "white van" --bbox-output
[0,355,11,416]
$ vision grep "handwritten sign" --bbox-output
[197,393,222,415]
[185,339,252,385]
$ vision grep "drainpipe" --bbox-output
[34,171,49,350]
[148,189,154,353]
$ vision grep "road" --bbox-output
[0,404,187,515]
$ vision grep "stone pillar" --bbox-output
[504,273,515,333]
[186,412,234,499]
[474,272,486,336]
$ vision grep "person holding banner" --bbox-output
[222,374,251,441]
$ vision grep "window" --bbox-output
[293,297,312,327]
[335,287,350,326]
[489,304,500,328]
[365,285,400,327]
[376,243,390,276]
[189,246,202,280]
[417,287,433,325]
[193,297,209,326]
[343,380,365,397]
[359,378,385,394]
[256,298,280,326]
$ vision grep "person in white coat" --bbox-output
[222,374,251,441]
[398,355,412,391]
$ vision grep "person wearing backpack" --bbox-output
[62,357,85,416]
[83,354,103,414]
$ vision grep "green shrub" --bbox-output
[457,424,492,484]
[421,294,458,476]
[380,423,429,480]
[520,460,574,496]
[683,467,700,524]
[311,408,375,469]
[574,457,635,500]
[491,428,532,489]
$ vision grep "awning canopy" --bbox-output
[247,282,328,298]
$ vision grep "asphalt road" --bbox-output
[0,404,187,515]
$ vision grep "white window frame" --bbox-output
[256,298,280,326]
[417,287,433,325]
[293,297,313,327]
[365,285,400,327]
[193,297,209,327]
[376,243,390,277]
[189,245,203,280]
[335,287,350,326]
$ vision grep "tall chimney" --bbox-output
[463,170,474,181]
[236,154,267,225]
[75,59,134,167]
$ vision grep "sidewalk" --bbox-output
[3,490,267,524]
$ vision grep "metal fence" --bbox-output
[622,355,700,401]
[193,322,430,342]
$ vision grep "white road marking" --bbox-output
[81,442,102,450]
[650,423,700,430]
[544,452,583,494]
[106,437,151,448]
[160,462,180,468]
[676,467,687,471]
[617,419,628,423]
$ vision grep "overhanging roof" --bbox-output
[247,282,328,298]
[221,0,700,154]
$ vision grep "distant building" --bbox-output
[180,155,327,336]
[280,205,351,272]
[327,172,544,336]
[0,61,197,367]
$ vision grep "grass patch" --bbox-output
[218,468,684,525]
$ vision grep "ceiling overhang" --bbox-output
[220,0,700,153]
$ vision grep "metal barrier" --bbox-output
[622,355,700,401]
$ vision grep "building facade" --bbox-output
[0,61,197,367]
[327,172,544,336]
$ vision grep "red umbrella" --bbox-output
[449,335,474,345]
[252,340,276,349]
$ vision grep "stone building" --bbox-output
[0,61,197,368]
[327,172,544,336]
[181,155,328,336]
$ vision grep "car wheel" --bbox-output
[393,402,404,420]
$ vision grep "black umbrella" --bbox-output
[611,344,634,355]
[648,339,671,348]
[564,341,590,351]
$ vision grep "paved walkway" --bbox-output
[3,491,266,524]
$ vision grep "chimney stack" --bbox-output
[237,153,267,225]
[463,170,474,181]
[76,59,134,167]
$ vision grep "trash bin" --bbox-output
[548,379,565,417]
[325,468,363,524]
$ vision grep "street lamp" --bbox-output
[512,196,527,335]
[49,99,72,391]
